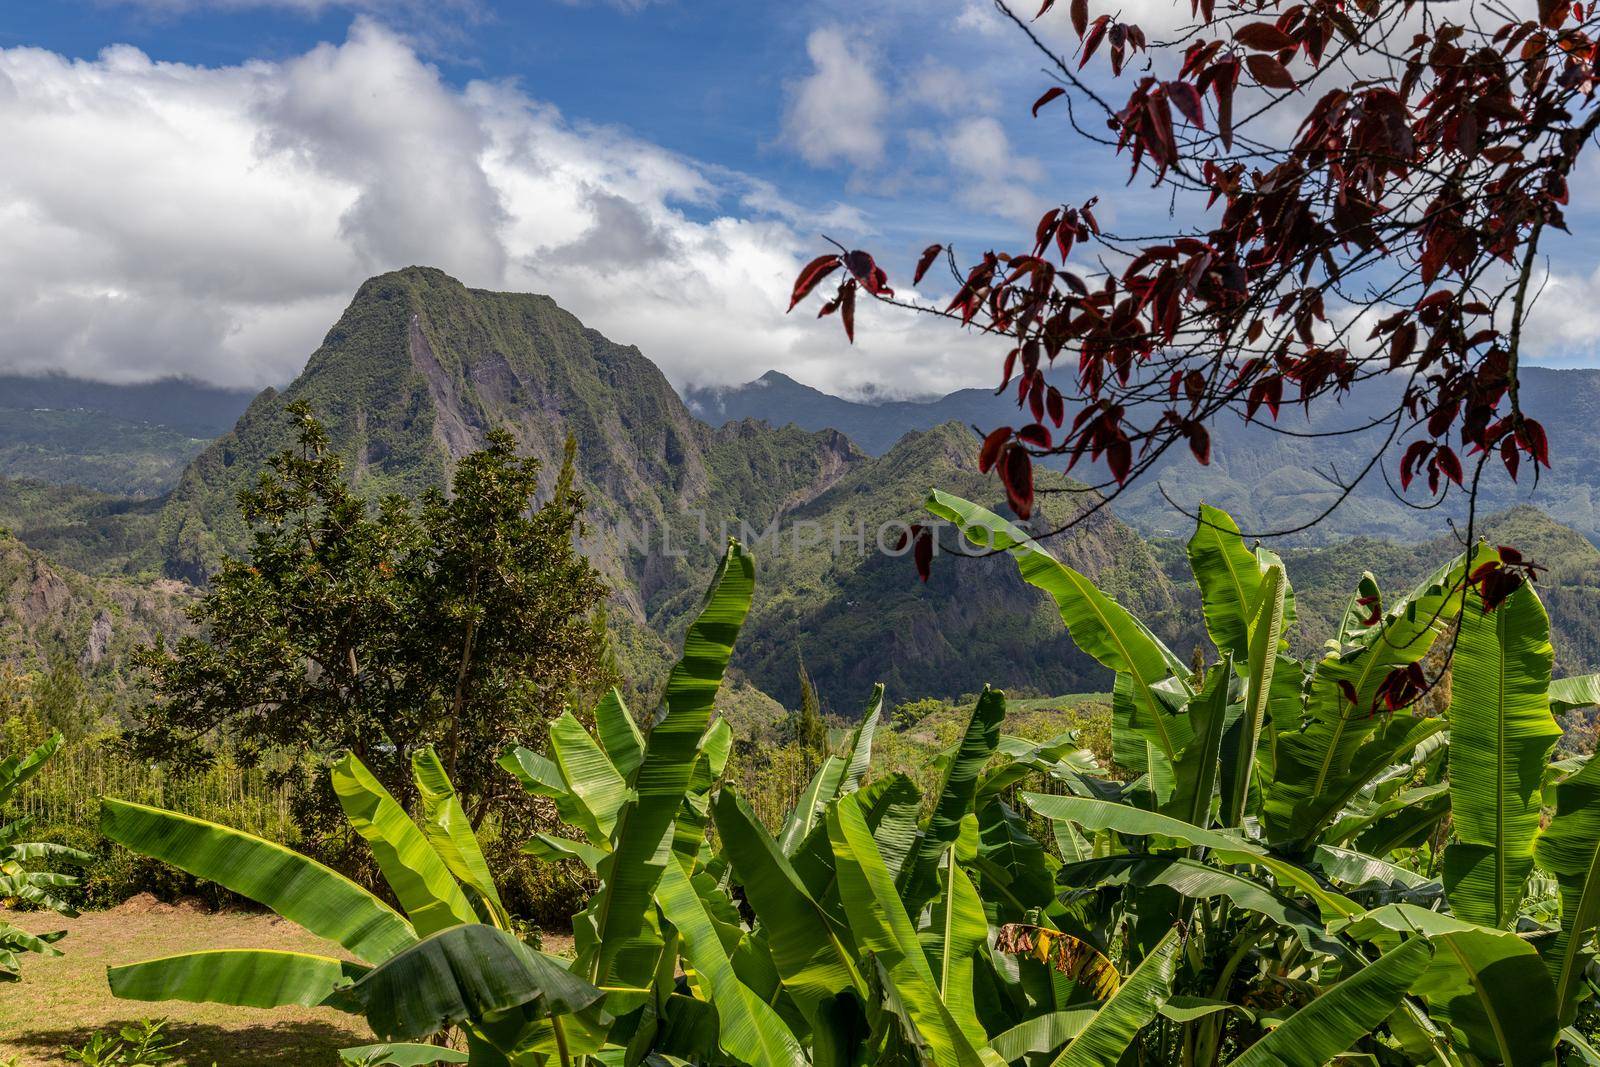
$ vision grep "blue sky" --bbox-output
[0,0,1595,394]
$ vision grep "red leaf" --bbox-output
[978,426,1013,473]
[1106,436,1132,484]
[1036,0,1056,15]
[1081,17,1109,68]
[1518,418,1551,467]
[1234,22,1297,51]
[1388,322,1417,368]
[1167,81,1205,128]
[840,280,857,343]
[789,255,840,311]
[1337,680,1358,705]
[1001,446,1035,519]
[1187,422,1211,465]
[1501,435,1521,482]
[1071,0,1088,37]
[1046,387,1065,427]
[914,244,943,285]
[1033,86,1067,116]
[1435,445,1463,486]
[1245,54,1297,90]
[913,524,933,582]
[1018,423,1053,448]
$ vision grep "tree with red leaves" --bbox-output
[789,0,1596,565]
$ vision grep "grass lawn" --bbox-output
[0,903,373,1066]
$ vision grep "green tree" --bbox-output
[132,402,612,831]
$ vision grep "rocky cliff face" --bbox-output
[0,531,191,695]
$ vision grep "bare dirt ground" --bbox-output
[0,904,575,1066]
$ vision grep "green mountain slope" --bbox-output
[148,268,1184,706]
[0,529,190,701]
[738,421,1183,707]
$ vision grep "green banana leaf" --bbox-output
[343,924,603,1044]
[1444,583,1562,928]
[109,949,367,1009]
[549,710,631,841]
[775,756,847,857]
[522,833,606,870]
[1266,549,1478,846]
[1168,657,1232,826]
[1336,904,1558,1065]
[1058,855,1332,953]
[1050,927,1182,1067]
[1535,746,1600,1023]
[927,491,1192,794]
[711,787,863,1020]
[411,747,508,929]
[100,798,415,963]
[339,1044,470,1065]
[1335,573,1383,648]
[1025,792,1361,921]
[928,847,990,1050]
[1187,504,1270,662]
[827,791,989,1067]
[1551,674,1600,715]
[987,1010,1097,1063]
[1230,937,1433,1066]
[1023,794,1264,856]
[0,732,63,806]
[583,540,754,986]
[841,684,885,792]
[1223,567,1286,827]
[654,856,806,1066]
[332,752,478,937]
[595,687,645,783]
[901,688,1005,911]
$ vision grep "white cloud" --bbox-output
[781,27,889,171]
[0,22,994,396]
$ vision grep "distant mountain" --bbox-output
[690,367,1600,546]
[0,528,190,703]
[0,374,256,496]
[151,267,1181,706]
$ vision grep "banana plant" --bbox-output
[100,741,601,1065]
[0,732,92,979]
[928,488,1600,1065]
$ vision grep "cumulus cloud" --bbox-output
[782,27,889,170]
[0,21,991,396]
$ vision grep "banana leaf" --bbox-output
[927,491,1192,796]
[776,756,847,857]
[549,710,631,841]
[339,1044,470,1065]
[827,791,989,1067]
[1336,904,1558,1065]
[1444,583,1562,928]
[411,747,508,929]
[582,540,754,986]
[100,798,415,963]
[927,847,990,1050]
[901,688,1005,911]
[1535,746,1600,1024]
[1230,937,1433,1066]
[711,787,863,1021]
[1266,549,1478,847]
[1187,504,1271,662]
[842,684,885,792]
[1050,927,1181,1067]
[110,949,367,1009]
[0,732,63,806]
[1222,567,1286,827]
[1167,657,1232,826]
[595,687,645,783]
[654,857,806,1066]
[1551,674,1600,715]
[332,752,478,937]
[987,1010,1097,1063]
[342,924,603,1044]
